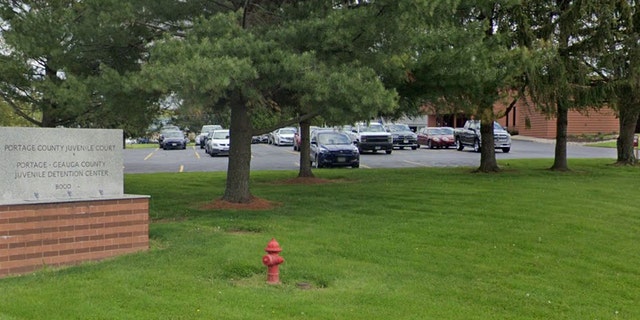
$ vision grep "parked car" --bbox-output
[204,129,230,156]
[310,129,359,168]
[196,124,223,148]
[158,126,181,147]
[417,127,456,149]
[454,120,511,153]
[271,127,297,146]
[136,137,150,144]
[350,122,393,154]
[161,125,180,132]
[161,130,187,150]
[384,123,418,150]
[293,126,321,151]
[252,134,269,144]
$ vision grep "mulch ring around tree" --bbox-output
[201,176,337,211]
[201,197,280,210]
[275,177,336,185]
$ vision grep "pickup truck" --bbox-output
[454,120,511,153]
[348,123,393,154]
[384,123,418,150]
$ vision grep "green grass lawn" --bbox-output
[585,141,617,148]
[1,159,639,319]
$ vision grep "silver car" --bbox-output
[205,129,230,156]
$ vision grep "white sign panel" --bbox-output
[0,127,123,204]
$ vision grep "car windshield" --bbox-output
[318,133,351,145]
[212,131,229,139]
[387,124,410,132]
[279,128,296,134]
[162,125,179,131]
[164,131,183,138]
[428,128,453,135]
[493,122,505,130]
[441,127,454,134]
[362,125,385,132]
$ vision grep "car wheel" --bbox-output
[502,147,510,153]
[473,139,481,152]
[210,152,216,157]
[428,140,433,149]
[314,154,321,168]
[411,146,417,150]
[385,149,392,154]
[456,138,464,151]
[352,163,359,168]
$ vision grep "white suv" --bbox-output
[196,125,223,148]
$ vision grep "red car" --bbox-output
[417,127,456,149]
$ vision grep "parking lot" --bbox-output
[123,138,617,173]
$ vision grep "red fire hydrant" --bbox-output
[262,238,284,284]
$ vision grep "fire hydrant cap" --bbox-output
[265,238,282,253]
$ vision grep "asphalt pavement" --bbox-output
[123,137,618,174]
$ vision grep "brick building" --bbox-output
[399,99,621,139]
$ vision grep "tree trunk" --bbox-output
[297,119,314,178]
[615,88,640,165]
[41,104,56,128]
[476,116,500,172]
[222,92,254,203]
[550,99,569,171]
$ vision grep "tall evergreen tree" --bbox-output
[0,1,150,132]
[583,0,640,165]
[520,0,612,171]
[399,0,530,172]
[144,1,398,202]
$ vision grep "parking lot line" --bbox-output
[143,150,156,161]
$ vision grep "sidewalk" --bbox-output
[511,135,617,146]
[511,135,556,144]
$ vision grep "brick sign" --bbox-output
[0,127,123,204]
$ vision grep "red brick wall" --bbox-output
[502,100,619,139]
[0,197,149,278]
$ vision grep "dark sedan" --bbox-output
[310,130,360,168]
[161,131,187,150]
[417,127,456,149]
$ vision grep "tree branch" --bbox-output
[253,110,321,135]
[579,56,611,82]
[0,93,43,127]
